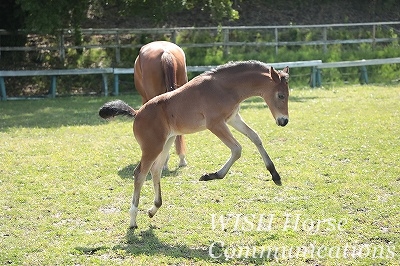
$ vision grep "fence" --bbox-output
[0,68,113,100]
[0,60,322,100]
[2,58,400,101]
[1,22,400,63]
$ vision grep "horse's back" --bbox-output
[134,41,187,103]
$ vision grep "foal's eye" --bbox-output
[278,94,285,100]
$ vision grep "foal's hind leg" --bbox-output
[130,141,166,228]
[130,160,153,229]
[228,114,282,185]
[148,136,176,218]
[200,122,242,181]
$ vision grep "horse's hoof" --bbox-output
[147,210,154,218]
[273,178,282,186]
[272,172,282,186]
[199,173,212,181]
[129,224,138,229]
[199,172,219,181]
[179,159,188,167]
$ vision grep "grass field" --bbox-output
[1,84,399,265]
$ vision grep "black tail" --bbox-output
[99,100,136,119]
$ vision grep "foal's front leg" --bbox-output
[228,114,282,185]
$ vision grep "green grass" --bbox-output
[1,85,399,265]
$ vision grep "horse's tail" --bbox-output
[99,100,137,119]
[161,51,177,92]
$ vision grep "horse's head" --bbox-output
[264,66,289,127]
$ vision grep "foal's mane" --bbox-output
[202,60,270,76]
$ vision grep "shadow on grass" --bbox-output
[0,94,141,131]
[117,226,212,261]
[290,95,319,102]
[0,93,317,131]
[75,226,214,263]
[239,95,319,111]
[118,163,184,180]
[75,226,275,264]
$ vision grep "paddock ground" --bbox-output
[0,84,399,265]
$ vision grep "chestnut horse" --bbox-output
[99,60,289,229]
[134,41,188,169]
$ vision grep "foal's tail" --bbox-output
[99,100,137,119]
[161,51,177,91]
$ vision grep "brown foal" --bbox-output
[99,60,290,228]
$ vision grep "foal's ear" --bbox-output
[282,66,289,74]
[270,66,281,83]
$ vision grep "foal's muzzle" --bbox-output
[277,117,289,127]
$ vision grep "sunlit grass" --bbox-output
[0,85,399,265]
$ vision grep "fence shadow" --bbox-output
[0,94,141,131]
[0,93,318,131]
[240,95,319,110]
[289,95,319,102]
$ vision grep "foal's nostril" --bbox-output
[277,117,289,126]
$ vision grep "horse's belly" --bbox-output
[171,114,207,135]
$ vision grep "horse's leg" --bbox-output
[130,160,153,229]
[175,135,187,167]
[130,137,166,228]
[163,135,187,170]
[228,114,282,186]
[148,136,176,218]
[200,122,242,181]
[163,155,170,171]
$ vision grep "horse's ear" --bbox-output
[282,66,289,74]
[270,66,280,83]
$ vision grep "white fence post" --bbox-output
[223,29,230,57]
[323,27,327,53]
[115,31,121,65]
[59,31,65,62]
[274,27,279,55]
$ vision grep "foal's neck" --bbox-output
[221,69,270,100]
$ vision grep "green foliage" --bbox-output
[129,0,236,21]
[16,0,87,33]
[13,0,238,33]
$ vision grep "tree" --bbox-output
[16,0,88,33]
[6,0,238,34]
[122,0,239,23]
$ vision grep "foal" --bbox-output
[99,60,289,228]
[134,41,188,168]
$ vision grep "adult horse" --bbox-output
[99,60,290,229]
[134,41,188,169]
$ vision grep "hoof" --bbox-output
[272,172,282,186]
[129,224,138,229]
[199,172,220,181]
[147,210,154,218]
[273,178,282,186]
[179,158,188,167]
